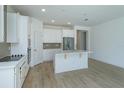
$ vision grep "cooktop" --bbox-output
[0,55,24,62]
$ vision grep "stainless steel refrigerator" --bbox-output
[63,37,74,50]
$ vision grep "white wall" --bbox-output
[90,17,124,68]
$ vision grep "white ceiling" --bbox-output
[12,5,124,26]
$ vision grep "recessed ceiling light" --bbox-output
[51,19,55,23]
[41,9,46,12]
[67,22,71,25]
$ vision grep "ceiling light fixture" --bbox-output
[67,22,71,25]
[41,9,46,12]
[51,19,55,23]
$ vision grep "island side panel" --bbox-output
[54,52,88,73]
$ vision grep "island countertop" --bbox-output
[55,50,92,54]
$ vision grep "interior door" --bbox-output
[77,30,87,50]
[33,31,41,65]
[31,18,42,66]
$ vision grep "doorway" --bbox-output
[77,30,88,50]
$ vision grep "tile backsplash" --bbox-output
[0,43,10,58]
[43,43,61,49]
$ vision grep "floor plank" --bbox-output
[23,59,124,88]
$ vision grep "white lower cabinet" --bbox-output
[0,68,15,88]
[15,57,29,88]
[0,56,29,88]
[15,64,21,88]
[19,61,29,87]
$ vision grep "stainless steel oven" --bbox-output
[27,48,31,64]
[27,38,31,64]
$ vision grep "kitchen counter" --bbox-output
[0,56,26,69]
[0,55,29,88]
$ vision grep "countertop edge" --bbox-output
[0,56,26,69]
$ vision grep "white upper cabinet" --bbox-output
[0,5,4,42]
[62,29,74,37]
[7,13,19,43]
[43,28,62,43]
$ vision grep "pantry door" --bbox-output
[31,18,43,66]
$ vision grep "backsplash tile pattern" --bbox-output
[0,43,10,58]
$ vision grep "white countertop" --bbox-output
[0,56,26,69]
[56,50,92,54]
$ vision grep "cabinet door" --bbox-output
[15,57,29,88]
[0,5,4,42]
[0,68,15,88]
[81,52,88,68]
[43,28,62,43]
[62,30,74,37]
[7,13,18,43]
[20,60,29,87]
[15,66,21,88]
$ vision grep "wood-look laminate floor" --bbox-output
[23,59,124,88]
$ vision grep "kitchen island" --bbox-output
[54,50,88,73]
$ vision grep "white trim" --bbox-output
[74,26,91,50]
